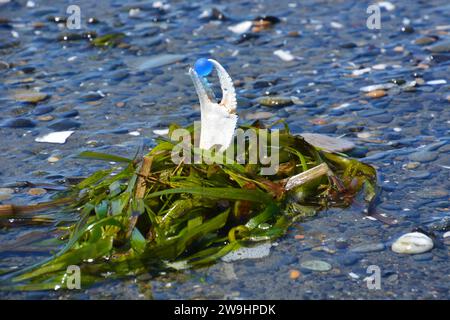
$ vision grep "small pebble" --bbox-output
[365,89,386,98]
[348,272,360,279]
[289,269,300,280]
[273,50,295,62]
[27,188,47,196]
[244,111,274,121]
[47,155,60,163]
[392,232,433,254]
[404,162,420,170]
[37,115,54,122]
[12,90,48,103]
[300,260,332,272]
[414,36,438,46]
[256,96,293,107]
[357,132,371,139]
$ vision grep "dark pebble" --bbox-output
[408,151,438,163]
[236,97,253,108]
[32,106,54,115]
[381,182,397,192]
[371,114,393,124]
[2,118,36,128]
[335,238,349,249]
[60,110,79,118]
[429,54,450,64]
[48,119,81,131]
[401,25,414,33]
[339,42,357,49]
[80,92,104,101]
[111,128,129,134]
[235,33,259,44]
[412,253,433,261]
[313,124,337,134]
[337,253,361,266]
[110,70,129,81]
[347,146,368,158]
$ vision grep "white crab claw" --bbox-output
[189,59,238,152]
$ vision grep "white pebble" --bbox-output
[129,8,141,17]
[357,132,371,139]
[372,63,387,70]
[273,49,295,62]
[228,21,252,34]
[352,67,371,76]
[426,79,447,85]
[378,1,395,11]
[330,21,343,29]
[391,232,433,254]
[153,128,169,136]
[128,131,140,136]
[333,103,351,109]
[47,156,60,163]
[443,231,450,238]
[349,272,360,279]
[35,131,74,144]
[359,83,395,92]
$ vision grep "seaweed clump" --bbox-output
[2,122,377,290]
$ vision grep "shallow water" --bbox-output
[0,0,449,299]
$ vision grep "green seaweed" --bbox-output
[1,124,378,291]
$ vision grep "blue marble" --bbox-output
[194,58,213,77]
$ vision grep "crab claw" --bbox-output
[189,59,238,152]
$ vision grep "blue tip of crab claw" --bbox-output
[194,58,213,77]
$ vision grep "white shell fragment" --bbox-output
[391,232,434,254]
[273,49,295,62]
[35,131,74,144]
